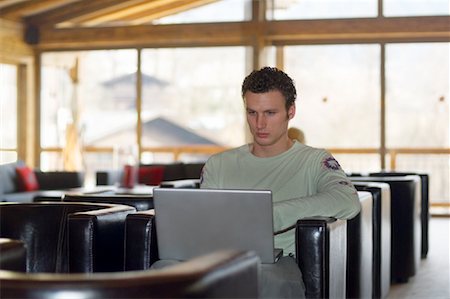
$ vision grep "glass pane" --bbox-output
[284,44,381,148]
[269,0,377,20]
[386,43,450,148]
[332,153,381,173]
[141,47,248,154]
[42,50,138,148]
[392,154,450,204]
[384,0,450,17]
[40,152,63,171]
[0,63,17,150]
[0,151,17,165]
[41,50,137,170]
[154,0,252,24]
[41,54,73,148]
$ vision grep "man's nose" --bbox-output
[256,115,266,129]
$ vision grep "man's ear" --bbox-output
[288,104,296,120]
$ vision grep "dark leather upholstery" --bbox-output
[351,175,421,283]
[295,217,347,299]
[62,194,154,211]
[353,181,391,299]
[0,202,136,273]
[124,210,159,271]
[0,238,26,272]
[0,250,259,299]
[369,172,429,258]
[346,191,373,299]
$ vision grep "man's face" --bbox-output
[244,90,295,148]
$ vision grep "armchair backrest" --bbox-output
[351,175,421,283]
[369,171,429,258]
[63,194,154,211]
[0,202,136,273]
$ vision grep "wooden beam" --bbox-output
[24,0,136,26]
[36,21,256,50]
[34,16,450,50]
[267,16,450,44]
[123,0,218,25]
[0,0,75,21]
[57,0,162,27]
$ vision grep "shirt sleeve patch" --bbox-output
[322,156,341,171]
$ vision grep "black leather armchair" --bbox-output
[369,172,429,258]
[0,249,259,299]
[351,175,421,283]
[353,181,391,299]
[0,202,136,273]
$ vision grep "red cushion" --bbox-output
[122,165,137,188]
[15,166,39,191]
[138,166,165,186]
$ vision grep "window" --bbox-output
[141,46,248,162]
[386,43,449,149]
[268,0,377,20]
[41,50,137,173]
[154,0,252,24]
[386,42,449,203]
[283,44,381,172]
[0,63,18,164]
[384,0,450,17]
[284,44,381,148]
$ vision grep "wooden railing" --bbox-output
[9,145,448,207]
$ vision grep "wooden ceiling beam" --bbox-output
[60,0,168,27]
[24,0,137,26]
[0,0,72,21]
[266,16,450,44]
[36,21,256,50]
[123,0,218,25]
[33,16,450,50]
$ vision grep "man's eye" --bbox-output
[247,111,256,115]
[266,111,276,116]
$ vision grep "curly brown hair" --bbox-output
[241,67,297,110]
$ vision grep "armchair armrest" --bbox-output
[68,204,136,273]
[124,210,159,271]
[0,249,259,299]
[295,217,347,299]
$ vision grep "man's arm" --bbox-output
[273,153,361,233]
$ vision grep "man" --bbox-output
[200,66,360,298]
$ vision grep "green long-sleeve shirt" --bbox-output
[200,141,360,256]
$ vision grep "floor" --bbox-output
[386,216,450,299]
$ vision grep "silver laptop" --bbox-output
[153,188,282,264]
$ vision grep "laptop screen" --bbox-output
[153,188,279,263]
